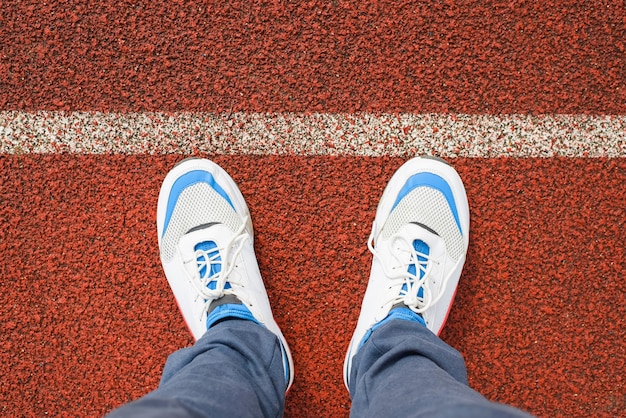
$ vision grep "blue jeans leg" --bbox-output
[349,319,534,418]
[107,320,286,418]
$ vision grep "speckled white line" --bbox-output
[0,111,624,157]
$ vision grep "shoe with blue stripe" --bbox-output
[343,156,470,389]
[156,158,294,391]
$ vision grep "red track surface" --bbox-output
[1,1,624,113]
[1,2,625,417]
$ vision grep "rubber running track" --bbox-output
[1,2,624,417]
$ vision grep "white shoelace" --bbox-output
[368,226,447,314]
[182,220,251,319]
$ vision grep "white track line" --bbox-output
[0,111,624,157]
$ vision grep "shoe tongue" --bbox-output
[396,223,440,299]
[397,222,441,247]
[404,239,429,298]
[195,241,222,283]
[179,222,235,256]
[408,239,430,279]
[178,223,236,290]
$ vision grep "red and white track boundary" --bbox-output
[1,111,624,157]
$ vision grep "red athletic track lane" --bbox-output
[0,155,624,417]
[1,0,625,417]
[0,1,624,114]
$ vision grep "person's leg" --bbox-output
[344,156,533,417]
[108,158,293,418]
[349,319,533,417]
[108,320,286,418]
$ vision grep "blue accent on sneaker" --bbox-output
[403,239,429,298]
[206,304,260,329]
[391,172,462,234]
[162,170,235,238]
[195,241,220,278]
[195,241,232,290]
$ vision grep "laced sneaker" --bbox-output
[343,156,470,389]
[156,158,294,390]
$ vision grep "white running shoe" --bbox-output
[343,156,470,389]
[156,158,294,390]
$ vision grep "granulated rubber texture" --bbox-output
[0,2,624,113]
[1,1,625,417]
[0,155,624,417]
